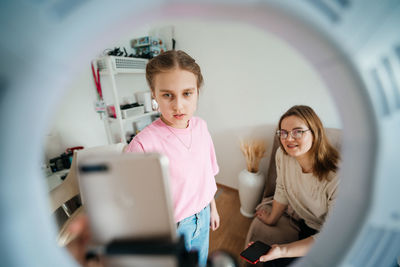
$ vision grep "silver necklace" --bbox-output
[166,126,192,151]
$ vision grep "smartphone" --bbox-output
[77,153,177,245]
[240,241,271,264]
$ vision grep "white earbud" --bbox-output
[151,99,159,111]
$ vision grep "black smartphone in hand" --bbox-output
[240,241,271,264]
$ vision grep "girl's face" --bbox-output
[153,68,198,129]
[280,115,313,159]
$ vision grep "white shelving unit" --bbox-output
[96,56,158,144]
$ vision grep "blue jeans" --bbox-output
[176,205,210,267]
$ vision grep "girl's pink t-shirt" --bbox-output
[125,117,219,223]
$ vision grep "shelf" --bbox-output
[99,69,145,75]
[95,55,154,144]
[47,169,69,192]
[108,111,159,123]
[97,56,148,74]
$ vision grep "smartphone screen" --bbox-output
[240,241,271,264]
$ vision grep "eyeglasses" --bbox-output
[276,129,311,139]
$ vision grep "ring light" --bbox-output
[0,0,399,266]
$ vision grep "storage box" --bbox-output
[130,36,166,58]
[121,105,144,119]
[136,91,152,113]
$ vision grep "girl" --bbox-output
[250,105,340,266]
[125,50,220,267]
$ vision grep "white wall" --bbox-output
[44,25,151,161]
[46,19,341,189]
[44,71,107,160]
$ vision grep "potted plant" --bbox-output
[238,139,266,217]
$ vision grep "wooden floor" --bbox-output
[209,184,253,265]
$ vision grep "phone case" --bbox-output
[240,255,259,264]
[240,241,271,264]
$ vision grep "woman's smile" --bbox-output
[286,143,298,149]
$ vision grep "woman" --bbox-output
[251,105,340,266]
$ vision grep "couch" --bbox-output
[244,128,342,262]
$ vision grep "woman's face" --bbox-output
[280,115,313,159]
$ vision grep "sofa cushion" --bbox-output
[245,204,300,246]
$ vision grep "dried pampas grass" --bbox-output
[240,139,266,173]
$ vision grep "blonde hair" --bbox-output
[146,50,203,91]
[278,105,340,181]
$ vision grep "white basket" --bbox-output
[97,56,148,73]
[121,106,145,119]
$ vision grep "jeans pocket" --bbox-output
[177,214,195,228]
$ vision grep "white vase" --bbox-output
[238,169,265,218]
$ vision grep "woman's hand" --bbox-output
[259,244,285,262]
[255,209,270,224]
[65,215,103,267]
[245,242,284,263]
[210,199,220,231]
[256,200,287,225]
[65,215,91,265]
[250,236,315,263]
